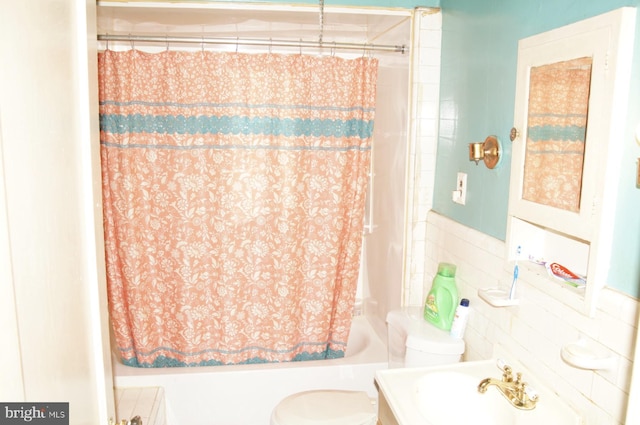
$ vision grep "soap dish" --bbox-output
[478,288,519,307]
[561,338,615,370]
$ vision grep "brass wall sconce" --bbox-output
[469,135,501,169]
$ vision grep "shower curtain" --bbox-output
[98,49,378,367]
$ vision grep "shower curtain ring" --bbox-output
[201,35,205,53]
[236,37,239,53]
[269,38,272,54]
[129,34,134,50]
[332,41,336,57]
[299,38,303,55]
[166,35,170,51]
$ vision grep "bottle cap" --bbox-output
[437,262,457,277]
[460,298,469,307]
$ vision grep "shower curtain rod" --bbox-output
[97,34,407,54]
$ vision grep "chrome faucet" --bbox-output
[477,361,539,410]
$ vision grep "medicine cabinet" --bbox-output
[506,8,636,317]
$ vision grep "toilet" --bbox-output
[386,306,465,368]
[270,306,465,425]
[270,390,378,425]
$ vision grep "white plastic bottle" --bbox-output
[450,298,470,339]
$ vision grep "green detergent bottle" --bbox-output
[424,262,459,331]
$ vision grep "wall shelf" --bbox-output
[478,288,519,307]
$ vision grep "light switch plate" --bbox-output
[452,172,467,205]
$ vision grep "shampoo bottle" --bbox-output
[450,298,470,339]
[423,262,458,331]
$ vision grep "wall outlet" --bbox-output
[452,172,467,205]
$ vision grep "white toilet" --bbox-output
[270,306,465,425]
[386,306,465,368]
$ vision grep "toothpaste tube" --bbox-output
[545,262,586,288]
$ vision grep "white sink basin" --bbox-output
[375,359,582,425]
[416,371,506,425]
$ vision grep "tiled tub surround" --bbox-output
[418,211,637,425]
[403,9,443,308]
[114,386,166,425]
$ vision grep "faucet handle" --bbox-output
[496,358,508,370]
[496,358,512,378]
[503,367,514,382]
[524,385,539,401]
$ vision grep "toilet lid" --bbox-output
[271,390,377,425]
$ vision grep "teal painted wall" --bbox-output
[434,0,640,296]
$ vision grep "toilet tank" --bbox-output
[386,306,465,368]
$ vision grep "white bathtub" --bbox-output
[112,315,389,425]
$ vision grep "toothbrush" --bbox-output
[509,245,521,300]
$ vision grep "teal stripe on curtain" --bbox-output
[527,125,587,142]
[99,114,375,139]
[100,141,371,152]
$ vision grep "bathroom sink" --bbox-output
[375,359,582,425]
[416,371,505,425]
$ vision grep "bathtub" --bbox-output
[112,315,389,425]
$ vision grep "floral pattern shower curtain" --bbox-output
[98,49,378,367]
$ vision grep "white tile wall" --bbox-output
[404,8,442,307]
[419,211,638,425]
[115,387,166,425]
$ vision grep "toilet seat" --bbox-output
[270,390,377,425]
